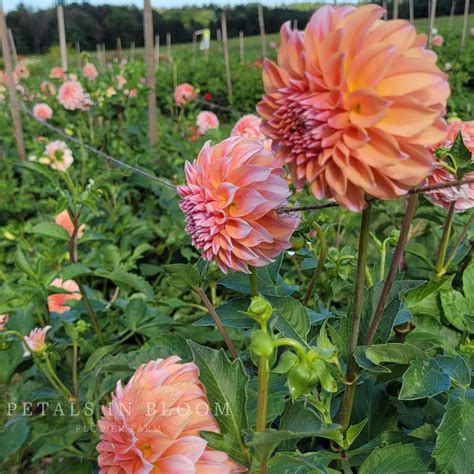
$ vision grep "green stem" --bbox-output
[379,241,387,281]
[72,339,79,399]
[443,211,474,271]
[45,356,74,400]
[62,171,77,198]
[435,201,456,277]
[249,266,258,297]
[339,202,372,434]
[79,284,105,346]
[272,338,307,360]
[302,223,328,307]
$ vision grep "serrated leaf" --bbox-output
[193,297,252,328]
[433,389,474,473]
[83,344,118,372]
[267,452,339,474]
[163,263,199,290]
[359,443,432,474]
[440,289,469,331]
[30,222,70,241]
[188,341,249,465]
[463,263,474,311]
[364,343,429,367]
[125,296,147,331]
[0,416,30,458]
[268,296,310,345]
[435,355,471,387]
[95,268,154,298]
[399,359,451,400]
[405,277,453,319]
[61,263,92,281]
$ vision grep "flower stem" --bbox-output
[443,211,474,271]
[72,339,79,399]
[195,287,239,359]
[435,201,456,277]
[364,194,418,346]
[256,355,269,432]
[339,202,372,434]
[303,223,328,307]
[79,284,105,346]
[249,265,258,297]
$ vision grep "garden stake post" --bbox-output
[383,0,388,19]
[258,4,267,60]
[239,30,245,65]
[96,44,102,71]
[144,0,157,145]
[166,33,172,64]
[409,0,415,23]
[292,19,298,29]
[116,37,122,58]
[461,0,470,50]
[8,28,17,65]
[101,43,106,67]
[449,0,456,30]
[221,11,233,104]
[57,5,68,71]
[130,41,135,61]
[75,41,81,69]
[217,28,222,52]
[0,5,26,160]
[155,34,160,68]
[393,0,399,19]
[428,0,438,47]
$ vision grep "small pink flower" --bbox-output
[14,63,29,80]
[47,278,82,314]
[231,114,265,139]
[97,356,245,473]
[33,103,53,121]
[50,66,66,80]
[470,27,474,36]
[125,88,137,98]
[44,140,74,172]
[0,69,19,85]
[196,111,219,134]
[174,83,197,106]
[24,326,51,354]
[178,137,300,273]
[269,41,278,49]
[55,210,85,238]
[82,63,98,80]
[58,80,91,111]
[115,75,127,90]
[40,81,56,96]
[0,314,9,332]
[432,34,444,47]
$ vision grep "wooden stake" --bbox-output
[449,1,456,30]
[8,28,17,65]
[409,0,415,24]
[292,19,298,30]
[461,0,470,50]
[393,0,399,19]
[96,44,103,71]
[239,30,244,65]
[155,34,160,68]
[75,41,81,68]
[144,0,157,145]
[428,0,437,47]
[116,37,122,58]
[166,33,172,63]
[101,42,106,67]
[130,41,135,61]
[57,5,68,71]
[217,28,222,52]
[0,6,25,160]
[258,5,267,59]
[220,11,233,103]
[383,0,388,20]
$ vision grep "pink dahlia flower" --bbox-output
[47,278,82,314]
[40,81,56,96]
[175,83,197,107]
[97,356,245,473]
[0,69,19,85]
[24,326,51,354]
[125,88,137,98]
[55,210,85,238]
[33,103,53,121]
[470,27,474,36]
[231,114,265,139]
[196,111,220,134]
[14,63,29,80]
[258,4,450,211]
[441,120,474,156]
[432,34,444,47]
[0,314,9,332]
[82,62,98,80]
[50,66,66,80]
[178,137,300,273]
[58,80,91,111]
[115,75,127,90]
[44,140,74,172]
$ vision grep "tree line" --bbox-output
[5,1,469,55]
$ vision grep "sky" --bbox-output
[2,0,306,12]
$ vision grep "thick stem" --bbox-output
[435,201,456,276]
[249,266,258,297]
[195,287,239,359]
[364,194,418,346]
[443,211,474,271]
[256,355,269,432]
[79,284,105,346]
[339,202,372,433]
[303,223,328,307]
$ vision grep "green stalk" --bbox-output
[435,201,456,277]
[79,284,105,346]
[303,223,328,307]
[339,203,372,434]
[443,211,474,272]
[249,265,258,297]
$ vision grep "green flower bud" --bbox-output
[287,364,312,399]
[290,236,305,251]
[0,341,10,350]
[250,330,274,358]
[75,320,88,334]
[388,230,401,247]
[248,296,273,323]
[313,360,337,393]
[273,350,298,374]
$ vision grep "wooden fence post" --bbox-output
[75,41,81,68]
[258,5,267,59]
[393,0,399,19]
[220,11,233,103]
[8,29,17,65]
[0,6,25,160]
[96,44,103,71]
[461,0,470,50]
[144,0,157,145]
[409,0,415,24]
[217,28,222,52]
[239,30,244,65]
[155,34,160,68]
[292,19,298,30]
[57,5,68,71]
[116,37,122,58]
[101,42,106,67]
[166,33,172,64]
[428,0,437,47]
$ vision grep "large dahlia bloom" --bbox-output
[97,356,244,473]
[257,4,450,211]
[47,278,82,314]
[178,137,299,273]
[82,63,98,80]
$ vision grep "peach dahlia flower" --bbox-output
[44,140,74,172]
[47,278,82,314]
[82,63,98,80]
[231,114,265,140]
[97,356,245,473]
[175,83,197,107]
[58,80,91,111]
[33,103,53,121]
[196,111,219,134]
[50,66,66,80]
[55,210,85,238]
[24,326,51,354]
[178,137,300,273]
[257,4,450,211]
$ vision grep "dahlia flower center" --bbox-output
[54,150,64,161]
